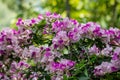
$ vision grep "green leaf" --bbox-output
[84,69,88,77]
[78,77,89,80]
[63,48,69,54]
[63,75,68,80]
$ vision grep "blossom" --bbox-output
[89,45,100,55]
[101,45,113,56]
[52,31,69,48]
[60,59,75,68]
[29,46,41,58]
[16,18,23,26]
[0,73,9,80]
[68,26,81,42]
[47,59,75,72]
[94,62,116,76]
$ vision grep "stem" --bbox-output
[66,0,70,18]
[111,0,118,27]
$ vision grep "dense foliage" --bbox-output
[0,12,120,80]
[41,0,120,28]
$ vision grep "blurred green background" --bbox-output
[0,0,120,30]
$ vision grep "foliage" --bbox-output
[41,0,120,28]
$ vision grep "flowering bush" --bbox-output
[0,12,120,80]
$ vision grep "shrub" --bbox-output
[0,12,120,80]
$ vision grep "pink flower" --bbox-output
[101,45,113,56]
[89,45,100,55]
[60,59,75,68]
[29,46,41,58]
[38,14,44,20]
[68,26,81,42]
[16,18,23,26]
[52,20,65,32]
[112,53,119,60]
[94,62,116,76]
[46,12,51,16]
[49,61,69,72]
[53,31,69,48]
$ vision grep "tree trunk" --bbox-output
[66,0,70,18]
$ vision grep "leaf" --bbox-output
[78,77,89,80]
[63,48,69,54]
[63,75,68,80]
[84,69,88,77]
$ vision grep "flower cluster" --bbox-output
[48,59,75,80]
[94,47,120,76]
[1,12,120,79]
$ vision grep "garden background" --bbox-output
[0,0,120,30]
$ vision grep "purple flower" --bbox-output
[18,61,29,68]
[111,66,118,72]
[112,53,119,60]
[60,59,75,68]
[89,45,100,55]
[31,18,36,24]
[52,21,64,32]
[38,14,44,20]
[52,31,69,48]
[94,61,118,76]
[68,26,81,42]
[0,50,5,55]
[46,12,51,16]
[29,46,41,58]
[0,36,4,42]
[70,19,78,25]
[46,47,51,51]
[101,45,113,56]
[44,51,52,57]
[16,18,23,26]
